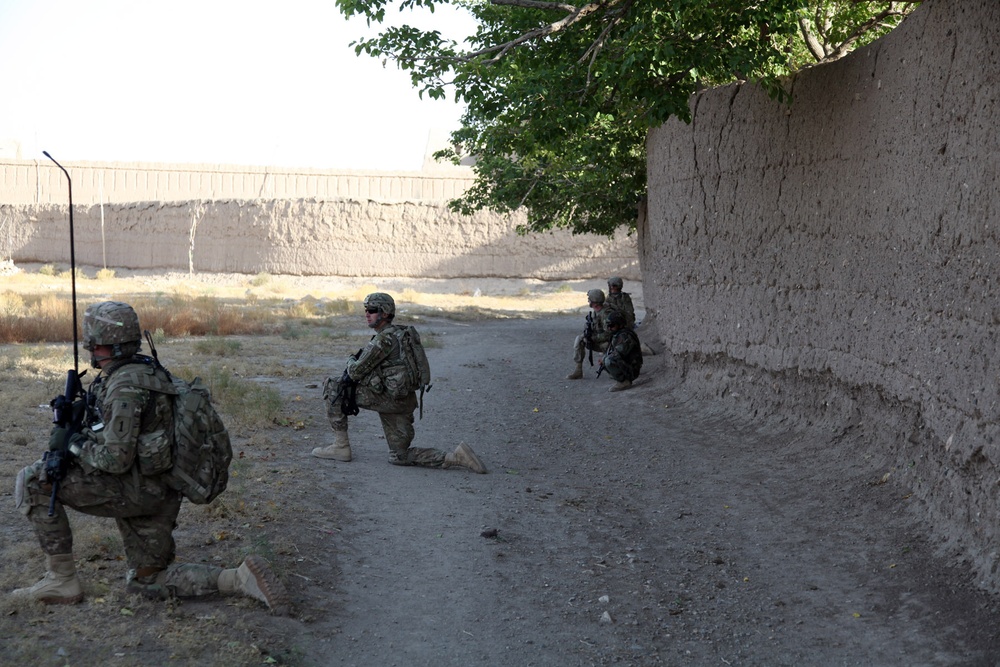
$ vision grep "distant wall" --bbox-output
[642,0,1000,588]
[1,159,476,205]
[0,160,639,280]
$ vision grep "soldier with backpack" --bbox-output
[12,301,290,614]
[598,310,644,392]
[313,292,487,473]
[567,289,620,380]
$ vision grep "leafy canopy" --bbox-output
[338,0,919,236]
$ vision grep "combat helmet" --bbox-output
[82,301,142,363]
[363,292,396,317]
[607,276,624,290]
[586,289,605,305]
[607,310,627,329]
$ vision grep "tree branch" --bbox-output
[578,0,635,68]
[460,0,623,64]
[824,7,902,62]
[797,17,825,62]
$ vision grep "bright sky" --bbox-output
[0,0,476,171]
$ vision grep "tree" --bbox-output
[793,1,917,64]
[338,0,920,236]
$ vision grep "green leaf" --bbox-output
[338,0,920,234]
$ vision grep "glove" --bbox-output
[43,446,70,484]
[50,393,71,422]
[67,431,88,458]
[72,398,87,425]
[48,426,70,452]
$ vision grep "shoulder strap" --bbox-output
[107,361,178,395]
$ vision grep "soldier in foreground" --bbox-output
[313,292,487,473]
[567,289,619,380]
[599,310,644,392]
[12,301,289,613]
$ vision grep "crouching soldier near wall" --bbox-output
[605,276,636,329]
[599,310,644,392]
[313,292,487,473]
[567,289,619,380]
[12,301,290,614]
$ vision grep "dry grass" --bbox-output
[0,265,592,664]
[0,326,342,665]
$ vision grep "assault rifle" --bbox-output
[43,151,87,516]
[47,371,86,516]
[332,368,360,416]
[597,328,616,379]
[331,348,363,416]
[583,312,595,367]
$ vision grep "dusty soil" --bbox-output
[273,315,999,666]
[2,270,999,665]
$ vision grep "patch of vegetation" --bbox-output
[0,268,598,664]
[193,337,243,356]
[249,272,271,287]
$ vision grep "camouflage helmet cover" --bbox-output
[586,289,605,305]
[363,292,396,317]
[607,276,624,290]
[82,301,141,351]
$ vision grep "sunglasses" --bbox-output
[365,308,380,314]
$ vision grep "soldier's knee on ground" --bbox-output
[126,567,171,599]
[388,448,412,466]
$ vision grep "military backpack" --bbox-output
[392,325,432,417]
[161,374,232,504]
[123,350,233,505]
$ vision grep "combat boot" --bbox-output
[566,362,583,380]
[217,555,291,615]
[12,553,83,605]
[609,379,632,392]
[444,443,488,474]
[312,429,352,461]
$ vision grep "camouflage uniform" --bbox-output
[14,302,290,611]
[606,277,637,330]
[325,317,445,467]
[572,289,620,363]
[318,293,487,473]
[603,327,643,383]
[17,356,225,598]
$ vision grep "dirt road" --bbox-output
[259,314,999,666]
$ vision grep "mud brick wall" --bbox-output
[642,0,1000,588]
[0,162,638,280]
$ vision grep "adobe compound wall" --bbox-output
[0,161,638,280]
[642,0,1000,589]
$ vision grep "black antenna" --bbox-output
[42,151,79,373]
[42,151,86,517]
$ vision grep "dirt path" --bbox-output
[263,315,999,666]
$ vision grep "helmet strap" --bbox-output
[90,351,114,368]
